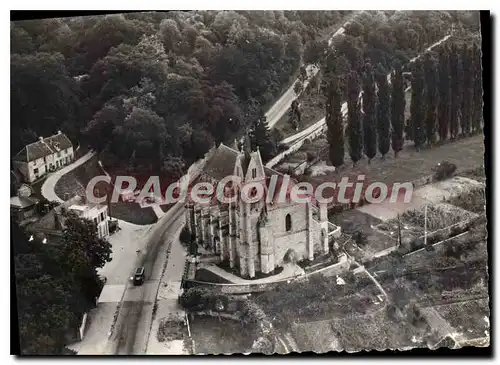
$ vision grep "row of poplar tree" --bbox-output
[326,42,483,168]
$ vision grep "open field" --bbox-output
[329,210,396,259]
[329,307,422,351]
[375,202,480,240]
[431,298,490,342]
[254,271,384,326]
[54,155,158,225]
[190,315,256,354]
[301,134,484,190]
[447,186,486,214]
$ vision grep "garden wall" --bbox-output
[400,213,485,255]
[183,258,350,294]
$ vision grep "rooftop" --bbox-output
[13,131,73,163]
[27,195,106,234]
[10,195,39,209]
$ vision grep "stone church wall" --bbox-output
[273,231,308,265]
[267,203,310,265]
[311,219,322,255]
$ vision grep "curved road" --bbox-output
[267,33,453,169]
[104,21,352,355]
[41,150,95,203]
[40,145,204,355]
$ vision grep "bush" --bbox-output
[179,287,213,311]
[240,300,267,326]
[180,226,191,246]
[277,143,288,152]
[272,128,285,143]
[448,186,486,214]
[352,230,366,246]
[306,151,316,162]
[109,219,119,234]
[433,161,457,181]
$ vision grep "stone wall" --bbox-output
[401,213,484,254]
[267,203,310,264]
[183,259,351,294]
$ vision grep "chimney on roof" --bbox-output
[57,130,62,135]
[38,136,43,141]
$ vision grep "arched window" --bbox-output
[285,214,292,232]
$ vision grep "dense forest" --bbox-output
[12,213,111,355]
[11,11,481,179]
[11,11,352,180]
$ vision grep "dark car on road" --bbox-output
[133,267,145,286]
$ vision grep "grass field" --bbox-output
[303,134,484,189]
[329,209,396,257]
[447,186,486,214]
[190,315,256,354]
[432,298,490,342]
[254,271,383,326]
[194,268,232,284]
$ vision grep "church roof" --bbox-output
[203,144,240,181]
[195,143,322,207]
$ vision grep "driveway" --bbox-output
[41,151,95,203]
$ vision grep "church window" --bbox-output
[285,214,292,232]
[252,168,257,179]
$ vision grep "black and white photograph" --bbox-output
[8,8,490,357]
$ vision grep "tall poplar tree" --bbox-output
[375,63,391,158]
[460,43,473,136]
[424,53,438,144]
[410,60,427,150]
[449,44,462,139]
[437,47,451,142]
[472,43,483,133]
[325,77,345,168]
[362,62,378,163]
[347,71,363,166]
[391,61,405,157]
[249,113,277,163]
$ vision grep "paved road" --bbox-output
[265,64,320,128]
[100,160,205,355]
[106,205,185,354]
[268,33,453,170]
[265,26,350,130]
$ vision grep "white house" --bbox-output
[27,195,110,241]
[12,131,74,183]
[67,201,110,239]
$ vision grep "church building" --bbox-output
[185,142,341,279]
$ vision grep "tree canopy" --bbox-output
[11,11,347,175]
[13,212,111,355]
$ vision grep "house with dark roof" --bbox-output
[10,195,39,223]
[12,131,74,183]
